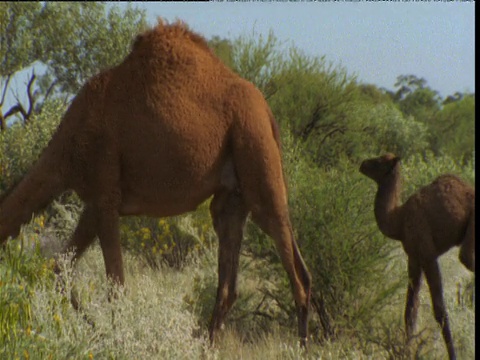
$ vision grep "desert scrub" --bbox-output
[120,201,216,270]
[0,236,56,358]
[0,100,65,192]
[68,246,217,359]
[185,242,292,344]
[2,244,218,359]
[242,133,405,340]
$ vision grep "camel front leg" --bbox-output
[97,203,124,300]
[54,205,98,311]
[423,260,456,360]
[208,189,248,344]
[404,256,422,341]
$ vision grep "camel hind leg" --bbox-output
[250,206,311,346]
[208,188,248,344]
[229,93,311,345]
[424,259,456,360]
[459,207,474,273]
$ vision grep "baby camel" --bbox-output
[0,19,311,346]
[359,153,475,360]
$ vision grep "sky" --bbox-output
[121,1,475,98]
[4,1,475,111]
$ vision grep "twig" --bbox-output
[0,74,11,106]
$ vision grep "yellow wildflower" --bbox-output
[53,313,61,323]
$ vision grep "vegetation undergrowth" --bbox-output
[0,3,475,359]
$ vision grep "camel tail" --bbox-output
[0,134,67,244]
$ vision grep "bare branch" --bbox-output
[318,127,345,147]
[24,71,37,123]
[6,72,37,125]
[43,79,58,103]
[3,103,27,120]
[0,75,12,106]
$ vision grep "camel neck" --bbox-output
[374,168,403,241]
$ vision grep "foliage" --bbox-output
[358,103,429,159]
[0,2,41,77]
[34,2,148,96]
[1,246,216,360]
[242,133,405,338]
[0,11,475,360]
[0,99,65,191]
[0,2,147,126]
[430,94,475,163]
[0,236,55,353]
[120,202,216,270]
[210,34,435,167]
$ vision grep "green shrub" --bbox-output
[0,100,65,192]
[0,236,55,357]
[120,201,216,270]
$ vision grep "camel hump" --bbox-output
[131,17,212,55]
[430,174,475,205]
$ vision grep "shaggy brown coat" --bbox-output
[360,153,475,360]
[0,19,311,345]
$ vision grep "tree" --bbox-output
[432,93,475,163]
[208,36,235,70]
[391,74,441,120]
[0,2,42,129]
[0,2,147,129]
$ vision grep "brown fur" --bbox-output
[0,19,311,345]
[360,153,475,360]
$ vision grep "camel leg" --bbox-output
[459,208,475,273]
[91,145,124,296]
[227,96,311,345]
[53,205,98,310]
[97,205,124,292]
[251,208,311,347]
[404,256,422,340]
[208,189,248,344]
[423,260,456,360]
[52,205,99,328]
[54,205,98,272]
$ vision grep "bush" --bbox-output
[0,237,55,356]
[0,100,66,192]
[120,201,216,270]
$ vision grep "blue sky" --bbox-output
[4,1,475,111]
[124,1,475,98]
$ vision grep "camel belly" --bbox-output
[117,145,225,217]
[113,96,231,217]
[119,192,211,217]
[119,173,218,217]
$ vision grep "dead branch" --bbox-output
[4,72,37,125]
[25,72,36,123]
[43,79,58,104]
[0,74,11,106]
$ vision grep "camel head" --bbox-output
[359,153,401,183]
